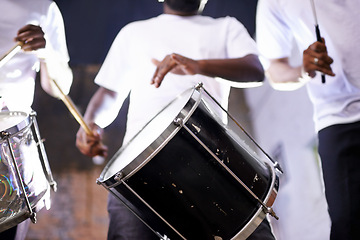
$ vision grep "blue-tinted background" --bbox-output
[54,0,258,64]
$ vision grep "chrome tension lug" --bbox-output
[173,118,183,127]
[114,172,123,182]
[267,207,279,220]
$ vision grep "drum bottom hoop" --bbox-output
[0,212,30,233]
[0,187,48,233]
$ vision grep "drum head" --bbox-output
[0,111,28,135]
[100,87,198,182]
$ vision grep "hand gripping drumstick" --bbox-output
[1,42,105,161]
[310,0,326,84]
[0,42,23,68]
[0,43,89,131]
[1,42,93,135]
[44,75,109,167]
[52,79,106,162]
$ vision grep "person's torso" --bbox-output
[0,0,52,111]
[259,0,360,131]
[97,14,258,141]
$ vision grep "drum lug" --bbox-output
[159,234,171,240]
[273,161,284,173]
[173,118,184,127]
[30,212,37,224]
[0,130,9,139]
[195,82,203,90]
[114,172,124,182]
[96,178,102,185]
[50,181,58,192]
[29,111,37,117]
[264,206,279,220]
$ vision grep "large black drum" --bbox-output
[98,84,280,240]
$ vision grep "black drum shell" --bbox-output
[100,87,279,240]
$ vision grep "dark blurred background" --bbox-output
[58,0,257,65]
[28,1,258,239]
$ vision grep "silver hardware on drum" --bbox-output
[0,111,56,232]
[160,234,171,240]
[173,118,183,127]
[114,172,123,182]
[97,84,282,239]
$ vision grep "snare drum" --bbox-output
[0,111,56,232]
[98,84,280,240]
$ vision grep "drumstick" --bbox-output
[1,43,93,136]
[310,0,326,84]
[2,42,104,160]
[52,79,106,163]
[43,58,107,161]
[0,42,23,68]
[51,79,94,136]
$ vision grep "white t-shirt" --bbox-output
[256,0,360,132]
[0,0,71,112]
[95,14,259,143]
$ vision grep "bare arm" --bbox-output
[267,39,335,91]
[197,54,264,82]
[76,87,119,157]
[151,53,264,88]
[266,57,304,90]
[39,59,73,98]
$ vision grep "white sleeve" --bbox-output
[93,91,127,129]
[225,16,259,58]
[38,2,73,95]
[93,27,133,128]
[256,0,294,61]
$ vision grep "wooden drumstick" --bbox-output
[52,79,106,163]
[44,77,107,166]
[2,41,104,160]
[0,42,93,136]
[0,42,23,68]
[51,79,94,137]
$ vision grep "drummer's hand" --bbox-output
[303,38,335,78]
[14,24,46,51]
[76,123,108,158]
[151,53,199,88]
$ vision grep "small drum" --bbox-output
[98,84,281,240]
[0,111,56,232]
